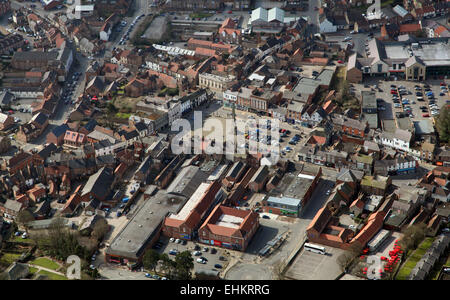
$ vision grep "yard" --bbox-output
[36,269,67,280]
[112,95,143,113]
[395,237,434,280]
[0,252,21,266]
[9,235,35,244]
[330,66,360,110]
[30,257,61,271]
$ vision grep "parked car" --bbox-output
[196,258,206,264]
[214,264,223,269]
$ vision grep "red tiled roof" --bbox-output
[350,211,385,246]
[400,23,421,33]
[308,135,326,145]
[64,131,86,144]
[219,27,241,36]
[434,26,448,36]
[200,204,259,238]
[322,99,336,114]
[350,198,365,209]
[195,47,217,57]
[220,18,236,29]
[165,181,222,230]
[307,206,332,233]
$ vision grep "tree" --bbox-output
[35,218,89,261]
[159,253,176,279]
[399,223,427,252]
[142,249,160,273]
[91,218,109,242]
[16,210,35,228]
[436,105,450,143]
[174,251,194,280]
[106,102,118,115]
[337,243,363,272]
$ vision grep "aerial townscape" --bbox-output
[0,0,448,282]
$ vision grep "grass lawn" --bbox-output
[29,267,39,274]
[116,112,131,119]
[396,237,434,280]
[0,253,21,265]
[30,257,60,271]
[189,12,212,19]
[37,270,67,280]
[9,235,35,244]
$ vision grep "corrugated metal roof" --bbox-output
[252,7,268,22]
[268,7,285,23]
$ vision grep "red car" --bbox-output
[228,10,232,14]
[422,113,430,117]
[390,90,398,95]
[337,60,344,64]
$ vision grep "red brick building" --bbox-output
[162,181,224,240]
[198,204,259,251]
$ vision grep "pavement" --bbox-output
[284,246,346,280]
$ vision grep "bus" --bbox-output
[304,243,326,255]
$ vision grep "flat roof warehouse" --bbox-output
[105,191,185,260]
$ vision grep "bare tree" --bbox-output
[337,243,364,272]
[16,210,35,228]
